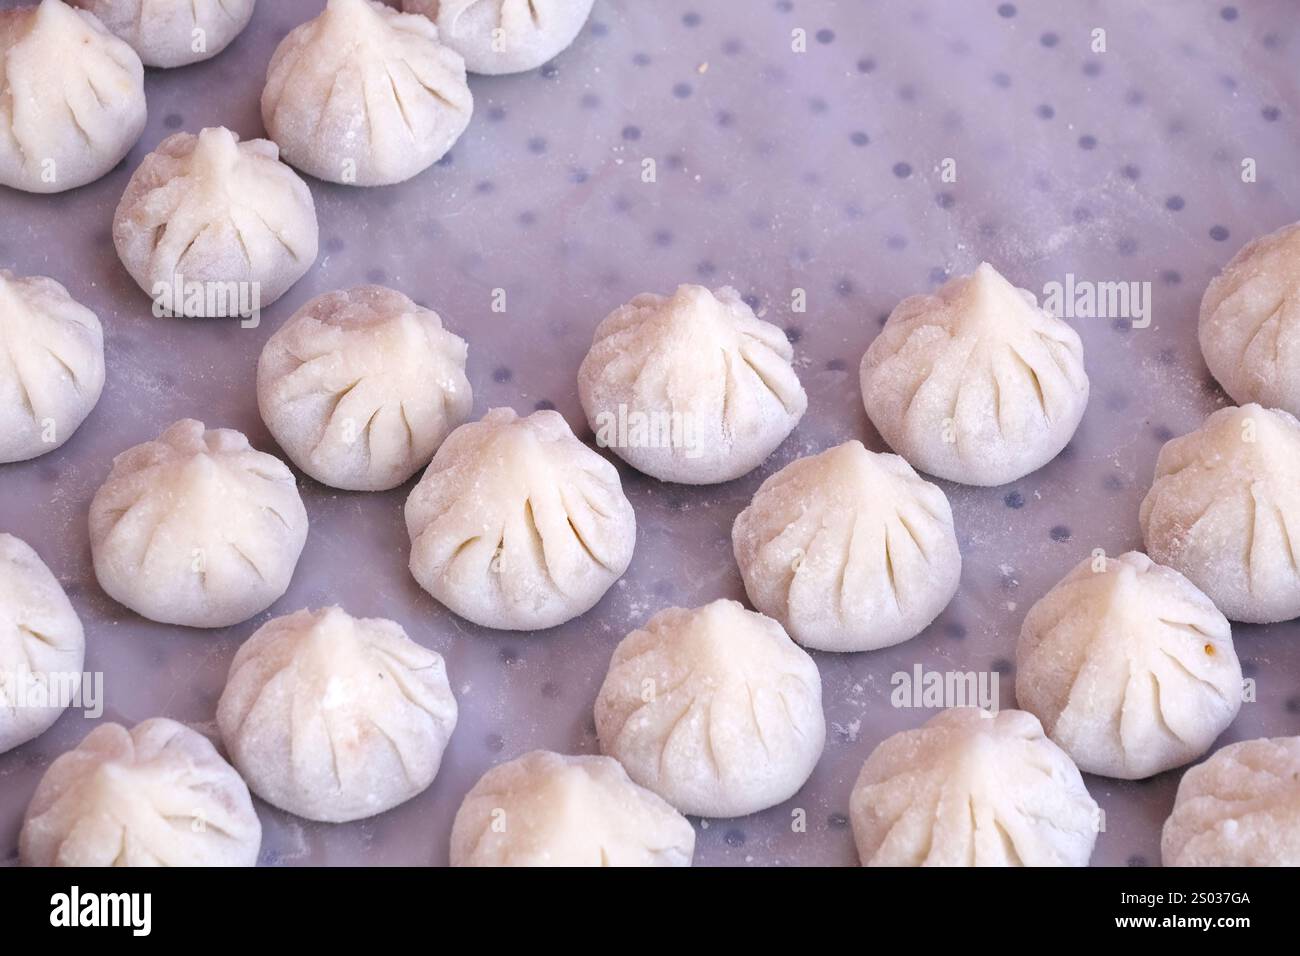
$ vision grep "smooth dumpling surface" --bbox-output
[450,751,695,867]
[1161,736,1300,866]
[89,419,309,628]
[594,600,825,818]
[1017,551,1241,780]
[405,407,636,630]
[70,0,256,67]
[261,0,472,186]
[402,0,594,75]
[1199,221,1300,417]
[578,285,808,484]
[1140,403,1300,623]
[0,0,146,193]
[850,708,1099,867]
[733,440,960,651]
[0,534,85,755]
[0,270,105,463]
[258,286,472,491]
[20,718,261,866]
[113,127,319,318]
[860,262,1089,486]
[217,607,458,822]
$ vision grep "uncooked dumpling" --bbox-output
[405,407,636,630]
[0,270,105,463]
[1140,403,1300,623]
[732,440,961,651]
[594,600,825,818]
[217,606,458,823]
[0,0,146,193]
[70,0,256,68]
[402,0,594,75]
[849,708,1099,867]
[257,286,472,491]
[20,718,261,866]
[0,534,85,755]
[578,285,807,484]
[449,750,695,867]
[261,0,473,187]
[860,262,1090,486]
[113,127,318,318]
[1199,221,1300,417]
[1161,736,1300,866]
[88,419,309,628]
[1016,551,1241,780]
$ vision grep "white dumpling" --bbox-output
[113,127,319,319]
[733,440,961,651]
[20,718,261,866]
[217,606,458,823]
[850,708,1099,867]
[405,407,636,630]
[594,600,825,818]
[0,270,105,463]
[261,0,473,187]
[1161,736,1300,867]
[1140,403,1300,623]
[1016,551,1241,780]
[257,286,472,491]
[1199,221,1300,417]
[449,751,695,867]
[860,262,1090,486]
[88,419,309,628]
[0,534,85,755]
[402,0,594,75]
[578,285,808,484]
[70,0,256,68]
[0,0,146,193]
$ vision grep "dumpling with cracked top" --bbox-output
[860,262,1089,486]
[89,419,309,628]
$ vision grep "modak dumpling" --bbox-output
[70,0,257,68]
[257,286,472,491]
[405,408,636,630]
[0,270,105,463]
[261,0,472,186]
[733,440,961,651]
[860,262,1089,486]
[1140,403,1300,623]
[0,0,147,193]
[578,284,807,484]
[402,0,594,75]
[88,419,309,628]
[112,127,318,318]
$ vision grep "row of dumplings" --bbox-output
[6,256,1300,864]
[1,0,595,194]
[9,571,1295,867]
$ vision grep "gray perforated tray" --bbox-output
[1,0,1298,866]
